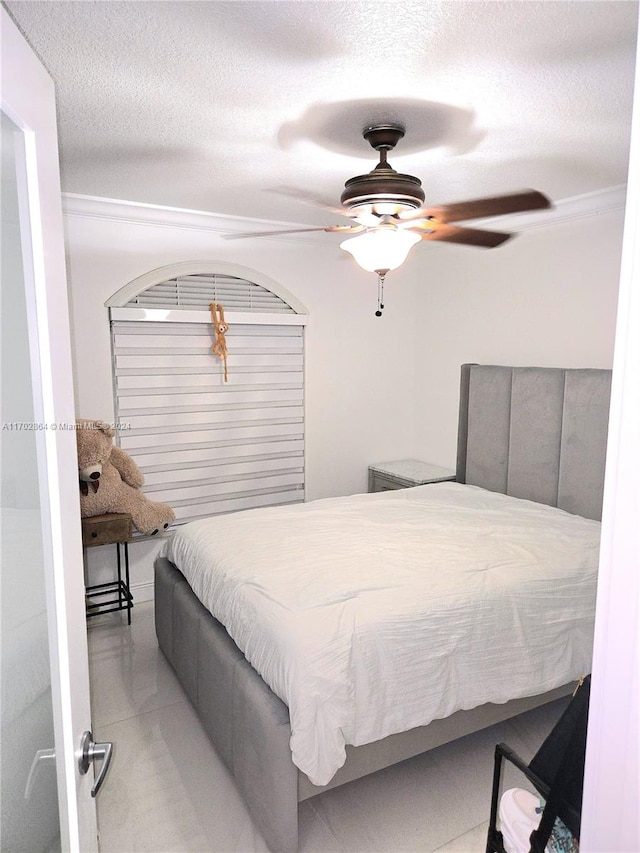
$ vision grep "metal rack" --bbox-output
[82,514,133,624]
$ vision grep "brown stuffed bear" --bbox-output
[76,419,175,535]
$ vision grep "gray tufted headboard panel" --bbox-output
[456,364,612,520]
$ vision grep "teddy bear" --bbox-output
[76,419,175,535]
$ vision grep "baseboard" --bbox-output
[131,579,154,603]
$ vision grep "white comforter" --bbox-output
[163,482,599,786]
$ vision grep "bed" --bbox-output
[154,363,611,852]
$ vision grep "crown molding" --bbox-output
[61,193,334,245]
[62,185,627,243]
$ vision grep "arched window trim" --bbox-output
[105,260,309,316]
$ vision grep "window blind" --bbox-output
[111,318,304,525]
[129,273,296,313]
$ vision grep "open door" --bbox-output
[1,8,102,851]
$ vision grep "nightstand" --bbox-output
[82,513,133,624]
[368,459,456,493]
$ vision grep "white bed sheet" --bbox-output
[163,482,599,786]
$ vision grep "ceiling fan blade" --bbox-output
[325,224,365,233]
[410,222,512,248]
[400,190,552,224]
[269,186,349,217]
[222,224,363,240]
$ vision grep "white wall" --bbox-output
[411,210,625,468]
[63,198,420,596]
[64,200,421,496]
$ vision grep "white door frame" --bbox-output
[1,8,98,851]
[581,7,640,851]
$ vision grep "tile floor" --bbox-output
[89,601,569,853]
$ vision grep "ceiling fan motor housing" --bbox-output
[341,123,425,213]
[340,169,425,212]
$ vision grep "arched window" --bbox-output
[107,262,308,525]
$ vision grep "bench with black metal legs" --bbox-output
[486,675,590,853]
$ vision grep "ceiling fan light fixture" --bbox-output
[340,227,421,273]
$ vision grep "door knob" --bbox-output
[78,730,113,797]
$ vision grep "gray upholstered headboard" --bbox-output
[456,364,612,521]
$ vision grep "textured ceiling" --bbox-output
[6,0,639,227]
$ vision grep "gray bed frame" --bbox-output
[154,364,611,852]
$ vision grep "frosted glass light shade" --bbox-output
[340,228,421,272]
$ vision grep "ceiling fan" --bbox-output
[224,123,553,315]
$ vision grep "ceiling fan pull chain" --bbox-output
[375,272,386,317]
